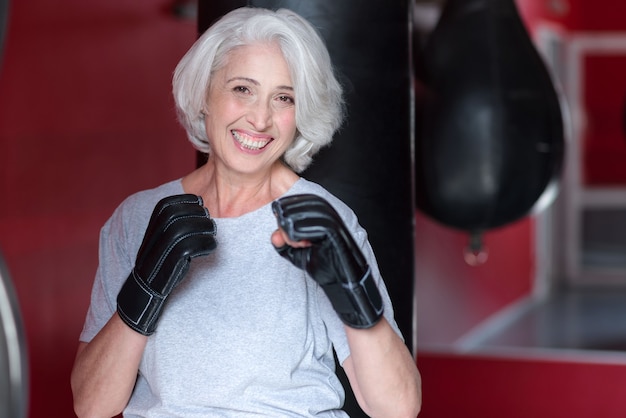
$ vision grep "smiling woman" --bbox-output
[197,42,297,182]
[173,11,344,175]
[70,6,421,418]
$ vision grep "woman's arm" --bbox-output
[72,195,217,417]
[343,318,422,418]
[71,313,147,418]
[270,194,421,416]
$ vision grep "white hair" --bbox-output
[172,7,345,172]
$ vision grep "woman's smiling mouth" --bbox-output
[232,130,272,151]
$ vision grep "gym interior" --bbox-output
[1,0,626,417]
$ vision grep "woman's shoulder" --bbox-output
[288,178,358,222]
[99,179,185,246]
[121,179,184,209]
[288,177,335,201]
[108,179,185,224]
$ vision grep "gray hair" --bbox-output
[172,7,345,173]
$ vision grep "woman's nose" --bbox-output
[246,100,272,130]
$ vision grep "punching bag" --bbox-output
[415,0,564,259]
[199,2,413,417]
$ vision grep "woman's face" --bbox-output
[204,42,297,176]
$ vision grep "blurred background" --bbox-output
[1,0,626,417]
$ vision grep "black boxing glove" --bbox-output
[117,194,217,335]
[272,194,383,329]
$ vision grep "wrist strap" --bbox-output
[117,270,165,336]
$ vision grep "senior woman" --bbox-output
[71,6,421,418]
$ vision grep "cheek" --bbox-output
[203,113,216,138]
[204,103,236,134]
[276,111,297,138]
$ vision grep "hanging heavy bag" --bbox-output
[415,0,565,236]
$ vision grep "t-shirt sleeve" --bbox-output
[78,202,135,343]
[320,206,403,365]
[78,181,183,343]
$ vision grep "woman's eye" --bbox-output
[233,86,250,94]
[277,95,295,105]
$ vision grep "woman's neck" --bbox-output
[181,159,299,218]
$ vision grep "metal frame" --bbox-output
[535,26,626,287]
[0,251,28,418]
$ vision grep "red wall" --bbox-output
[0,1,196,416]
[415,212,534,345]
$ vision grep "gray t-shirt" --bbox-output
[80,177,401,417]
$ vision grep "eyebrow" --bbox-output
[227,76,293,91]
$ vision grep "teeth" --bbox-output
[232,131,270,150]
